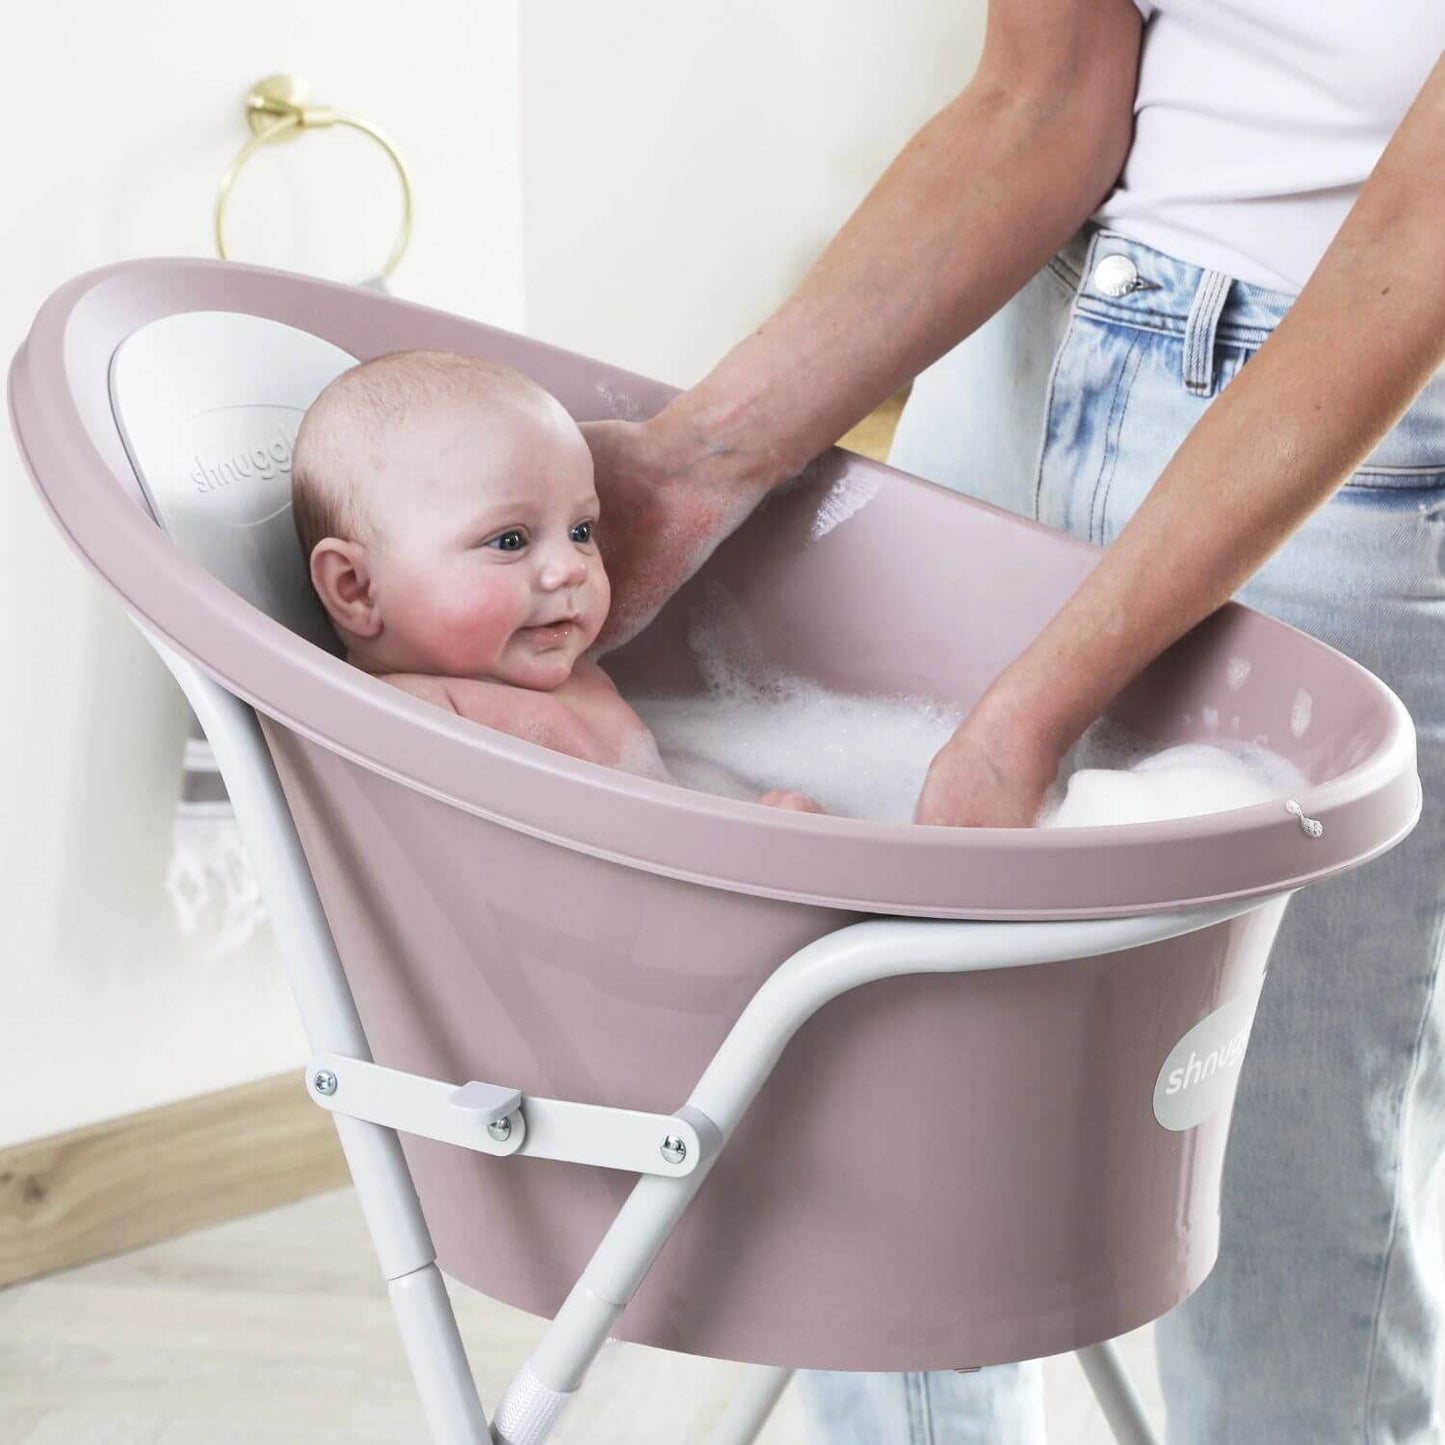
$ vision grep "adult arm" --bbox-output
[587,0,1144,647]
[916,51,1445,826]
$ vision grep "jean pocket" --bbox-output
[1221,352,1445,490]
[1341,465,1445,497]
[1344,366,1445,487]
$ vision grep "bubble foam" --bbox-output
[623,594,1309,827]
[1037,719,1308,829]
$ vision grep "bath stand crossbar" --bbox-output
[156,628,1250,1445]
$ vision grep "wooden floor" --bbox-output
[0,1184,1158,1443]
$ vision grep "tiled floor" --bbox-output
[0,1185,1158,1442]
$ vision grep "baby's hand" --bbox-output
[758,789,826,814]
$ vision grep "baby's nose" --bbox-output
[539,549,588,588]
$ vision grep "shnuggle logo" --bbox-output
[1153,988,1262,1132]
[1162,1023,1250,1097]
[190,424,296,494]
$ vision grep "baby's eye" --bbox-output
[486,529,527,552]
[570,520,595,545]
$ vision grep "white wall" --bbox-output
[2,3,985,1148]
[0,1,523,1147]
[518,1,985,386]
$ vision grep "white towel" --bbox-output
[164,727,267,960]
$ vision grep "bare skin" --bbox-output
[584,2,1445,828]
[305,368,823,812]
[377,657,671,777]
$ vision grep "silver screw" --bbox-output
[312,1069,337,1096]
[660,1134,687,1165]
[488,1116,513,1142]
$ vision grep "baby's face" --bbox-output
[358,394,609,690]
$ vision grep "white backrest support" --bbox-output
[108,310,358,656]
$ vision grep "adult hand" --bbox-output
[913,701,1065,828]
[582,415,776,654]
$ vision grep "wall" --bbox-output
[518,1,984,386]
[1,2,985,1147]
[0,0,523,1147]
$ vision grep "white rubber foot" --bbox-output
[491,1359,575,1445]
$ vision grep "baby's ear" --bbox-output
[309,538,381,639]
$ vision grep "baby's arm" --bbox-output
[384,669,680,791]
[758,789,826,813]
[376,672,825,811]
[595,675,823,806]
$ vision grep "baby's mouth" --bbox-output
[521,616,580,644]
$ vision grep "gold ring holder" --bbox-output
[215,74,414,279]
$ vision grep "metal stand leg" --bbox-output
[492,908,1253,1445]
[704,1366,794,1445]
[1077,1342,1160,1445]
[145,645,492,1442]
[388,1261,493,1443]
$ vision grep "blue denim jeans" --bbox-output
[799,225,1445,1443]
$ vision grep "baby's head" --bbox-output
[292,350,608,692]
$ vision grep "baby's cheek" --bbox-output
[408,585,519,671]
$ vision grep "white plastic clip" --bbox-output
[450,1080,523,1125]
[1284,800,1324,838]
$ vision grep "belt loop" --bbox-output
[1077,227,1106,298]
[1183,269,1232,396]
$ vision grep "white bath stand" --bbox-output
[151,630,1261,1445]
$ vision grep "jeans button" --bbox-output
[1093,253,1140,297]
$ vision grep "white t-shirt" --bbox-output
[1093,0,1445,293]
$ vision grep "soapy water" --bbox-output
[1041,723,1307,829]
[810,471,884,541]
[631,657,961,823]
[625,595,1308,828]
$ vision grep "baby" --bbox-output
[291,349,822,812]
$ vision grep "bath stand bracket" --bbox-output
[305,1053,707,1177]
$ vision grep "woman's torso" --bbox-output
[1094,0,1445,293]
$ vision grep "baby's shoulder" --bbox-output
[372,671,550,738]
[369,669,612,764]
[373,671,461,712]
[446,675,597,756]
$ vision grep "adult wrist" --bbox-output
[965,667,1086,763]
[648,382,811,497]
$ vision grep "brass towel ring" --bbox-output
[215,74,413,279]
